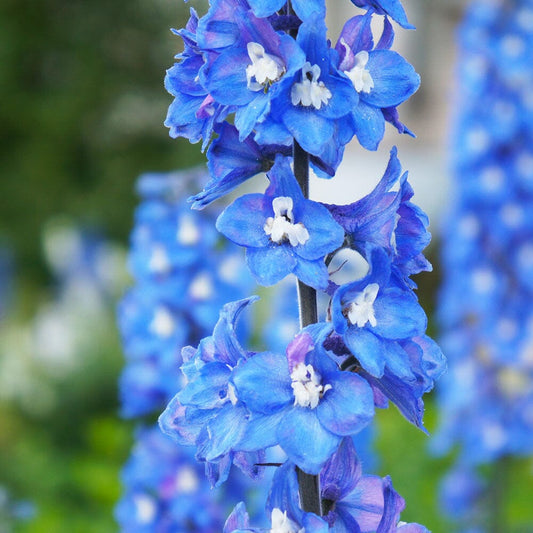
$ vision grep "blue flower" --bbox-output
[331,248,427,379]
[203,9,306,140]
[164,9,229,149]
[320,438,386,531]
[159,297,264,486]
[335,14,420,150]
[232,325,375,474]
[267,16,359,156]
[216,157,345,290]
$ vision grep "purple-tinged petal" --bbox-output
[337,14,374,62]
[287,331,314,373]
[361,369,427,431]
[342,475,385,531]
[321,438,363,499]
[223,502,250,533]
[376,17,395,50]
[376,476,405,533]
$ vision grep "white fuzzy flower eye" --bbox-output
[246,42,285,91]
[290,363,331,409]
[291,62,332,109]
[345,50,375,93]
[264,196,310,246]
[270,508,303,533]
[346,283,380,328]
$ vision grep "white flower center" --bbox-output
[189,272,214,300]
[346,283,379,328]
[177,214,200,245]
[149,245,170,274]
[291,62,332,110]
[471,268,496,294]
[246,42,285,91]
[226,382,238,405]
[498,368,531,398]
[345,50,374,93]
[290,363,331,409]
[270,508,303,533]
[264,197,310,246]
[134,494,156,524]
[150,307,175,338]
[175,466,200,493]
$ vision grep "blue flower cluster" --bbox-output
[118,170,253,418]
[157,0,444,529]
[166,0,420,208]
[116,169,260,531]
[434,0,533,524]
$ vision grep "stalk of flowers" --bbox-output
[433,1,533,530]
[159,0,445,530]
[115,169,262,531]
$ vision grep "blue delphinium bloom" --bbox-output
[267,16,359,156]
[217,157,345,290]
[225,439,427,533]
[203,9,306,140]
[331,248,427,380]
[335,13,420,150]
[232,325,375,474]
[164,9,229,149]
[159,297,265,487]
[155,1,438,531]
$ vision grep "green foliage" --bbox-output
[0,0,204,279]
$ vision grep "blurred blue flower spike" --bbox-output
[434,1,533,530]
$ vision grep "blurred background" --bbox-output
[1,0,532,531]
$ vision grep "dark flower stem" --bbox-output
[293,140,323,517]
